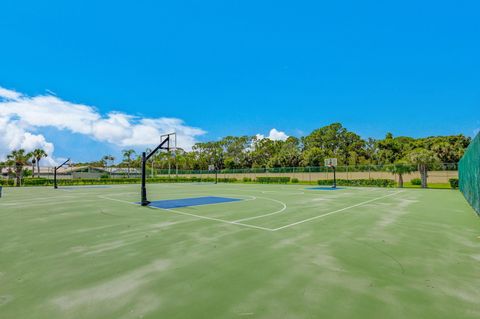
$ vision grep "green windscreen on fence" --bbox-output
[459,133,480,215]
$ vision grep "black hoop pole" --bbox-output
[54,158,70,189]
[141,134,173,206]
[141,152,149,206]
[332,166,337,189]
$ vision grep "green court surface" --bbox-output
[1,184,479,318]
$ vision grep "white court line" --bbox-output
[261,190,305,195]
[97,194,274,232]
[233,196,287,222]
[0,195,76,207]
[97,195,137,205]
[161,207,274,232]
[98,191,406,233]
[103,191,256,202]
[0,203,18,206]
[0,195,75,203]
[271,191,405,231]
[97,192,137,196]
[2,198,101,208]
[102,192,259,209]
[102,190,284,224]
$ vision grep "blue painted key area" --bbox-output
[147,196,242,209]
[306,187,344,191]
[59,186,112,189]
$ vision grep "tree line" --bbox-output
[1,123,471,188]
[80,123,469,188]
[0,149,48,186]
[110,123,469,170]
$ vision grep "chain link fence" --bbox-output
[150,164,457,184]
[1,163,458,186]
[459,134,480,215]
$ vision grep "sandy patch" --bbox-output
[51,259,169,313]
[0,295,14,307]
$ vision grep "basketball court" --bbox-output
[1,182,479,318]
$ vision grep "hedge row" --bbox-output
[256,177,291,184]
[410,178,422,186]
[0,179,14,186]
[55,177,238,185]
[0,176,239,187]
[317,179,395,187]
[2,176,397,188]
[449,178,459,189]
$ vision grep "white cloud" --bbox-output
[0,116,56,165]
[0,87,22,100]
[0,86,206,162]
[256,128,289,141]
[268,128,289,141]
[255,134,264,140]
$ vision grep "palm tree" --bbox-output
[407,148,439,188]
[387,160,414,188]
[101,155,115,177]
[122,149,136,178]
[6,149,32,187]
[31,158,36,178]
[32,149,48,178]
[100,156,107,168]
[101,155,115,167]
[0,161,5,181]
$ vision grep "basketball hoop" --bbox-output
[141,132,177,206]
[324,158,338,189]
[208,164,218,184]
[324,158,337,168]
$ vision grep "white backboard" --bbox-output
[324,158,338,167]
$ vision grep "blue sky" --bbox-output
[1,0,479,162]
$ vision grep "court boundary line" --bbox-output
[98,190,406,232]
[271,190,406,231]
[97,194,274,232]
[160,207,274,232]
[98,192,285,223]
[100,193,258,206]
[232,196,287,222]
[99,191,286,222]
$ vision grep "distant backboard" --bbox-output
[324,158,338,167]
